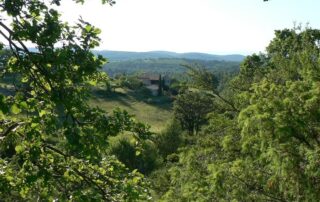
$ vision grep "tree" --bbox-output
[109,134,160,175]
[158,74,163,96]
[154,119,183,158]
[185,64,239,113]
[0,0,151,201]
[158,27,320,201]
[234,27,320,200]
[173,91,213,135]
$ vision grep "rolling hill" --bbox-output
[94,50,245,62]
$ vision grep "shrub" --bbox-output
[109,134,160,174]
[154,119,183,158]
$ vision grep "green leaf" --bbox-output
[21,77,29,83]
[15,145,24,153]
[11,104,21,114]
[19,101,28,109]
[88,79,97,86]
[39,110,46,117]
[132,176,140,184]
[94,28,101,34]
[135,150,141,156]
[85,25,92,32]
[31,123,39,128]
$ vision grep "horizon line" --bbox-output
[92,49,250,56]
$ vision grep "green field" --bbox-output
[90,88,173,133]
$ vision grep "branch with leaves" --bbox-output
[0,0,151,201]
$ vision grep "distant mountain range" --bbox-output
[93,50,246,62]
[26,48,245,62]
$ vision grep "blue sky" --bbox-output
[59,0,320,55]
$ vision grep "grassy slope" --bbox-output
[90,88,173,133]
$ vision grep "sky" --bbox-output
[57,0,320,55]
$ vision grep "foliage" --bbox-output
[0,0,152,201]
[173,91,213,135]
[154,119,183,158]
[104,58,240,77]
[109,133,160,175]
[167,78,187,95]
[156,27,320,201]
[184,64,219,92]
[115,74,143,90]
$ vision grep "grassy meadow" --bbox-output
[90,88,173,133]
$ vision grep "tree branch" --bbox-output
[231,174,287,202]
[0,121,24,140]
[43,143,113,201]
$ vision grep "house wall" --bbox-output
[147,85,159,96]
[141,78,151,85]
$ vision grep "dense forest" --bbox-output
[0,0,320,201]
[103,58,240,76]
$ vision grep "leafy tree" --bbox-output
[173,91,213,135]
[185,64,239,113]
[233,27,320,201]
[109,133,160,175]
[0,0,151,201]
[154,119,183,158]
[168,78,186,95]
[157,27,320,201]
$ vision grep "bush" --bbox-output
[109,134,160,175]
[136,86,153,97]
[119,75,143,90]
[154,119,183,158]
